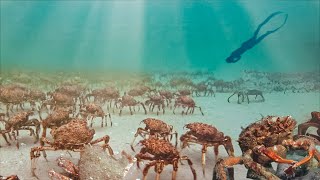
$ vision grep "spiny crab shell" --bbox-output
[184,122,225,141]
[238,115,297,153]
[141,118,172,134]
[50,119,95,144]
[140,138,179,157]
[6,111,34,129]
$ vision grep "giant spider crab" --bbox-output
[0,175,19,180]
[144,95,166,115]
[213,115,320,180]
[130,118,178,151]
[227,89,265,104]
[135,138,196,180]
[117,94,147,116]
[0,111,40,148]
[180,122,234,175]
[78,103,112,127]
[30,119,114,177]
[297,111,320,141]
[173,96,204,116]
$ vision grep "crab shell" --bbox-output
[140,138,179,157]
[238,115,297,153]
[43,109,72,124]
[142,118,172,134]
[5,111,34,129]
[184,122,225,141]
[50,120,95,144]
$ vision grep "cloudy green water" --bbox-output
[0,0,319,77]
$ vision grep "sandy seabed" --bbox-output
[0,92,319,180]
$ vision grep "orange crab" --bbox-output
[0,111,40,148]
[213,115,320,180]
[131,118,178,151]
[180,122,234,175]
[135,138,196,180]
[30,119,113,177]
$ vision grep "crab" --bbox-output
[0,111,40,148]
[173,96,204,116]
[159,90,174,108]
[117,94,147,116]
[297,111,320,141]
[135,138,197,180]
[213,115,320,180]
[48,146,135,180]
[30,119,114,176]
[78,103,112,127]
[101,87,120,109]
[0,175,19,180]
[180,122,234,175]
[145,95,165,115]
[38,108,73,152]
[86,87,120,109]
[0,85,29,116]
[176,89,192,96]
[227,89,265,104]
[192,82,215,97]
[128,86,155,98]
[26,89,46,111]
[131,118,178,151]
[47,92,76,111]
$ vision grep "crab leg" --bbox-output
[283,138,319,174]
[243,150,280,180]
[200,144,208,175]
[155,161,165,180]
[131,128,148,152]
[90,135,114,155]
[0,129,11,146]
[257,145,296,164]
[48,169,70,180]
[180,156,197,180]
[142,161,157,180]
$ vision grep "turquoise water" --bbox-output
[0,0,319,76]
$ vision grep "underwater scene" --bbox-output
[0,0,319,180]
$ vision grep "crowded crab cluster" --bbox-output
[0,72,319,180]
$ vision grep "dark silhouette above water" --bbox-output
[226,11,288,63]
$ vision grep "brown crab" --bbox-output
[0,85,29,116]
[131,118,178,151]
[47,92,76,111]
[159,90,174,108]
[128,85,155,98]
[26,89,46,111]
[177,89,192,96]
[30,119,114,176]
[173,96,204,116]
[78,103,112,127]
[180,122,234,175]
[0,175,19,180]
[297,111,320,141]
[145,95,165,115]
[86,87,120,108]
[213,115,320,180]
[0,111,40,148]
[117,94,147,116]
[38,107,73,154]
[193,82,215,97]
[135,138,197,180]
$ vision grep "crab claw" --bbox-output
[49,169,70,180]
[284,166,295,175]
